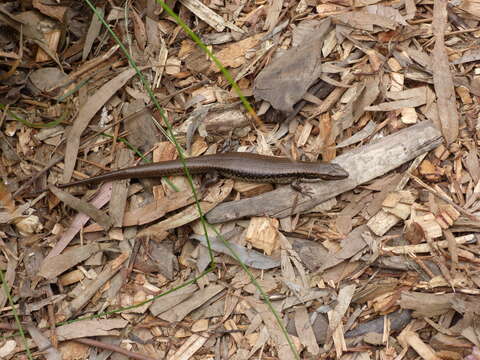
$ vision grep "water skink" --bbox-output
[59,152,349,187]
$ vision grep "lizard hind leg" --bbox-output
[199,170,220,194]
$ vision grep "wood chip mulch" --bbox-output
[1,0,480,359]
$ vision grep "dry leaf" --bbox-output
[254,19,331,112]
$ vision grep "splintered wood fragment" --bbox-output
[391,72,404,92]
[296,122,314,147]
[138,179,233,239]
[56,252,129,321]
[204,109,250,134]
[26,325,61,360]
[295,306,320,355]
[82,190,197,232]
[367,153,427,236]
[54,319,128,341]
[170,333,209,360]
[456,86,472,104]
[179,0,223,31]
[398,330,439,360]
[383,201,411,220]
[400,292,455,317]
[224,320,244,345]
[373,86,433,111]
[382,234,474,254]
[401,107,418,124]
[414,213,443,238]
[179,0,243,33]
[419,159,444,181]
[307,73,355,120]
[207,121,442,223]
[245,297,301,360]
[166,58,182,75]
[437,205,460,226]
[333,77,380,134]
[328,285,355,357]
[387,57,402,72]
[38,243,109,279]
[191,319,209,332]
[153,37,168,88]
[119,290,152,314]
[464,148,480,187]
[352,278,399,304]
[109,148,132,227]
[336,120,376,149]
[433,144,450,161]
[432,0,459,144]
[416,274,469,289]
[36,29,61,62]
[411,175,480,221]
[59,269,85,286]
[158,284,225,322]
[150,284,198,316]
[245,217,279,255]
[328,284,356,334]
[382,191,416,208]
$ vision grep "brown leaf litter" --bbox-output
[1,0,480,359]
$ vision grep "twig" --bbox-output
[74,338,157,360]
[13,156,63,197]
[409,174,480,222]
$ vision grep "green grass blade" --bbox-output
[0,269,33,359]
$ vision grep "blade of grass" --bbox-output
[156,2,299,358]
[55,75,91,102]
[84,0,217,267]
[2,268,212,339]
[0,103,68,129]
[157,1,264,130]
[205,225,300,359]
[78,2,299,359]
[56,267,214,326]
[1,3,298,359]
[0,269,33,359]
